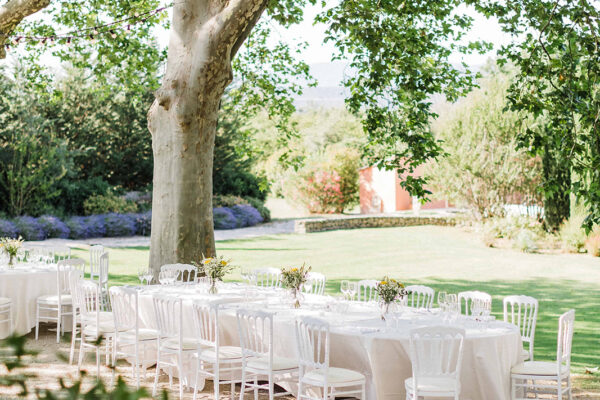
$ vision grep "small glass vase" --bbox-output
[209,278,219,295]
[8,254,15,268]
[290,287,303,309]
[380,301,391,321]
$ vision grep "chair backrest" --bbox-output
[75,280,102,333]
[191,301,220,350]
[153,295,183,340]
[98,252,109,285]
[89,245,104,279]
[295,316,330,373]
[503,295,538,355]
[253,268,281,288]
[160,263,196,283]
[409,326,465,394]
[68,269,84,310]
[53,246,72,262]
[109,286,138,333]
[237,308,274,362]
[358,279,379,302]
[56,259,79,297]
[556,309,575,373]
[458,291,492,315]
[303,272,326,295]
[405,285,435,309]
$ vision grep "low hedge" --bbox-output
[0,205,265,240]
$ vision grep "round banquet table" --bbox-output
[0,264,63,338]
[135,283,523,400]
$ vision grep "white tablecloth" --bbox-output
[0,264,62,338]
[135,284,522,400]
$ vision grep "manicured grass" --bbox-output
[71,225,600,387]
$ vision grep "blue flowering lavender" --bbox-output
[213,207,238,230]
[104,213,136,237]
[132,211,151,236]
[85,215,107,238]
[38,215,70,239]
[230,204,263,228]
[0,219,18,238]
[66,216,89,239]
[13,216,45,240]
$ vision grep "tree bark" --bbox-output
[0,0,50,58]
[147,0,268,274]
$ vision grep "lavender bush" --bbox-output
[213,207,238,230]
[132,211,151,236]
[104,213,136,237]
[85,215,107,238]
[38,215,70,239]
[66,216,90,239]
[13,216,45,241]
[0,219,18,238]
[231,204,263,228]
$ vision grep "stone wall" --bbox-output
[294,215,456,234]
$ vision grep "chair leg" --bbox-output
[193,359,199,400]
[568,376,572,400]
[557,378,562,400]
[178,356,184,400]
[362,382,366,400]
[35,304,39,340]
[298,380,303,400]
[96,345,101,377]
[239,366,246,400]
[56,307,61,343]
[214,364,220,400]
[253,377,258,400]
[153,349,161,397]
[69,314,77,364]
[230,378,235,400]
[268,373,274,400]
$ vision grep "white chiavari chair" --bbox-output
[237,308,297,400]
[458,291,492,315]
[75,279,116,376]
[191,301,242,400]
[152,295,198,399]
[35,259,75,342]
[406,326,465,400]
[89,245,104,281]
[53,245,72,262]
[511,309,575,400]
[504,295,538,361]
[295,316,365,400]
[0,297,12,335]
[252,268,282,288]
[98,252,110,309]
[405,285,435,309]
[303,272,326,296]
[357,279,379,302]
[110,286,159,387]
[160,263,196,283]
[25,245,54,264]
[69,267,84,364]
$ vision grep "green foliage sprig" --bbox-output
[194,255,237,281]
[280,263,311,290]
[376,277,406,304]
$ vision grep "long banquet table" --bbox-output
[135,283,523,400]
[0,264,64,338]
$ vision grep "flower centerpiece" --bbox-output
[376,277,407,320]
[194,255,236,294]
[0,236,23,268]
[280,263,311,309]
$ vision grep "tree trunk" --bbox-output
[147,0,268,274]
[542,143,571,231]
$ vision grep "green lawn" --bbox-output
[71,225,600,385]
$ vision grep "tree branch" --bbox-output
[214,0,269,59]
[0,0,51,58]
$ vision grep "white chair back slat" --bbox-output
[191,301,220,350]
[253,268,281,288]
[98,252,109,285]
[53,246,72,262]
[557,309,575,370]
[409,326,465,393]
[295,316,329,371]
[303,272,326,296]
[405,285,435,309]
[458,291,492,315]
[110,286,138,333]
[160,263,196,283]
[75,279,102,337]
[237,309,274,360]
[358,279,379,302]
[61,258,86,278]
[89,245,104,280]
[68,269,85,307]
[153,295,183,340]
[503,295,538,358]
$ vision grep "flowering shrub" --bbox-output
[213,207,238,230]
[83,193,138,215]
[132,211,151,236]
[0,219,18,238]
[104,213,136,237]
[297,170,346,213]
[66,216,90,239]
[231,204,263,227]
[13,216,45,241]
[38,215,70,239]
[85,215,107,238]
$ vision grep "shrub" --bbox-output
[132,211,152,236]
[0,219,18,238]
[65,216,89,239]
[83,193,138,215]
[55,177,111,215]
[123,191,152,212]
[297,170,346,213]
[84,215,106,238]
[13,216,45,241]
[246,197,271,222]
[213,194,248,208]
[103,213,136,237]
[37,215,70,239]
[231,204,263,227]
[213,207,238,230]
[585,231,600,257]
[559,207,588,253]
[514,229,539,253]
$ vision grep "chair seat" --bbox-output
[198,346,243,362]
[511,361,569,377]
[118,328,159,342]
[405,377,458,394]
[0,297,11,306]
[161,337,198,351]
[80,311,113,322]
[37,294,72,305]
[83,320,117,335]
[303,367,365,385]
[246,355,298,372]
